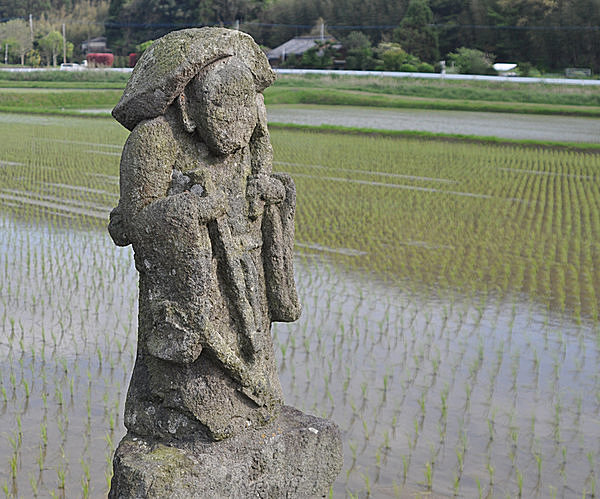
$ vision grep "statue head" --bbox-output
[179,57,259,156]
[112,28,275,133]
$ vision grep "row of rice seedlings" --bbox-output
[272,129,600,323]
[1,114,599,496]
[271,128,600,496]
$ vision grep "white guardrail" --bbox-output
[275,68,600,86]
[2,66,600,85]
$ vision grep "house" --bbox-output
[266,19,343,67]
[81,37,108,54]
[267,35,338,66]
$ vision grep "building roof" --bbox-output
[493,63,518,72]
[267,36,334,60]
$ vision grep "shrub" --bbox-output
[417,62,434,73]
[448,47,495,75]
[400,63,418,72]
[517,62,542,77]
[86,53,114,67]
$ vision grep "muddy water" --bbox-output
[268,104,600,143]
[73,105,600,143]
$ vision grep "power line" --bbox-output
[3,16,600,32]
[431,24,600,31]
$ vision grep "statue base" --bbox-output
[109,406,343,498]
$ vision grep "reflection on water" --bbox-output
[268,104,600,143]
[1,115,599,497]
[1,215,599,498]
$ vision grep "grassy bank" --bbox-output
[264,86,600,117]
[1,70,599,117]
[0,69,130,83]
[0,88,122,113]
[274,73,600,107]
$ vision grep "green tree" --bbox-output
[393,0,439,62]
[376,42,420,71]
[0,0,50,19]
[429,0,474,57]
[38,29,64,66]
[0,19,32,65]
[343,31,377,70]
[448,46,495,74]
[136,39,154,54]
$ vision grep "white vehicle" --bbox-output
[59,62,83,71]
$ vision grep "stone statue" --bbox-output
[108,28,342,498]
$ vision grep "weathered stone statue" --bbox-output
[107,28,342,498]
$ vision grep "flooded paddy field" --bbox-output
[268,104,600,144]
[1,114,599,497]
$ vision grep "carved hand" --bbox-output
[190,188,227,222]
[247,174,286,220]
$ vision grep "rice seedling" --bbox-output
[0,113,599,497]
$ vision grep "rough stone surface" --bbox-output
[108,27,342,497]
[112,28,275,132]
[109,406,343,498]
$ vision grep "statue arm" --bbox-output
[108,118,224,246]
[109,118,175,246]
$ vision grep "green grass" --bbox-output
[1,70,599,117]
[0,88,122,113]
[0,80,126,89]
[264,86,600,117]
[0,69,130,83]
[274,73,600,107]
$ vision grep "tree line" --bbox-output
[0,0,107,65]
[1,0,599,72]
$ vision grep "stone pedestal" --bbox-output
[109,406,343,498]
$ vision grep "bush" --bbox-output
[26,49,41,67]
[378,44,411,71]
[417,62,434,73]
[448,47,495,75]
[517,62,542,77]
[400,63,418,72]
[86,53,114,67]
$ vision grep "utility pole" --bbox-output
[320,20,324,42]
[4,43,8,65]
[29,14,34,42]
[62,23,67,64]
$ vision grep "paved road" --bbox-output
[267,104,600,143]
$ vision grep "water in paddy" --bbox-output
[0,213,598,498]
[1,114,599,497]
[268,104,600,143]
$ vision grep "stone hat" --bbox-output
[112,27,276,131]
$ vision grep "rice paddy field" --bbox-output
[1,112,600,498]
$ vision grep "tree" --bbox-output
[38,30,64,66]
[429,0,474,57]
[376,42,420,71]
[393,0,439,62]
[448,46,495,74]
[344,31,377,70]
[0,19,32,65]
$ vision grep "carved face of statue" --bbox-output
[185,58,258,156]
